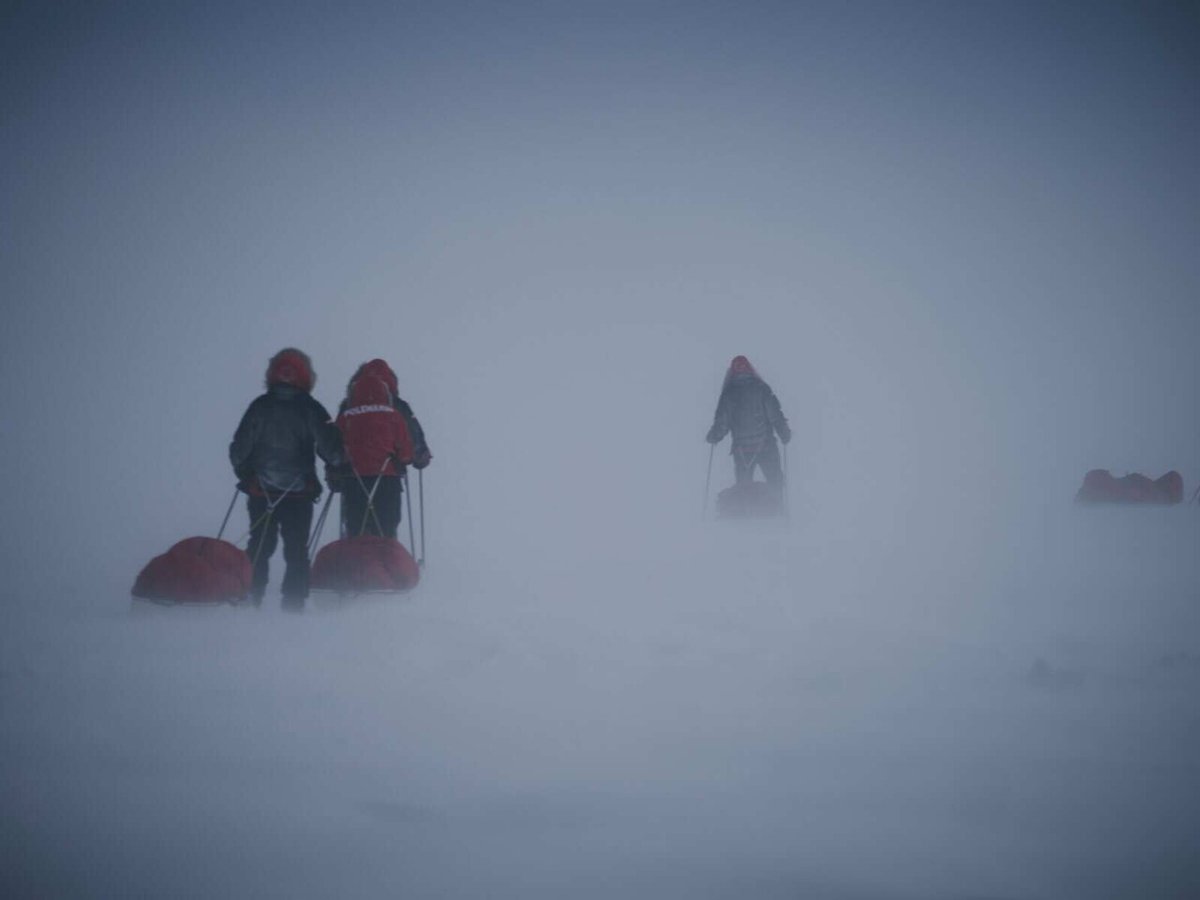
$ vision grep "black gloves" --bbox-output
[325,463,351,493]
[234,465,254,493]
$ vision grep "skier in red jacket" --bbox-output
[341,358,432,470]
[336,375,414,538]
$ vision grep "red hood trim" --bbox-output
[266,348,315,393]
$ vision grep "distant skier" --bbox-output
[336,374,415,538]
[229,348,345,610]
[706,355,791,492]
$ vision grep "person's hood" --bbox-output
[348,358,399,399]
[724,355,760,386]
[265,348,315,393]
[347,374,392,409]
[729,355,757,377]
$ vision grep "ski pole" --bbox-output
[216,487,239,541]
[308,491,334,560]
[702,443,715,519]
[782,441,791,521]
[418,469,426,566]
[404,471,416,558]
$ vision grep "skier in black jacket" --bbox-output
[706,355,791,491]
[229,348,345,609]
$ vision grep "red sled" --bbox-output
[716,481,786,519]
[1075,469,1183,505]
[131,537,252,605]
[310,535,420,595]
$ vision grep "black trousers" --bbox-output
[247,494,314,602]
[341,475,402,539]
[733,437,784,489]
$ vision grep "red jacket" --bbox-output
[336,376,414,477]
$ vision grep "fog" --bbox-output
[2,2,1198,898]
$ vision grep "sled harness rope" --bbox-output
[242,478,303,568]
[351,455,394,537]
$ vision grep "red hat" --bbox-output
[265,348,315,393]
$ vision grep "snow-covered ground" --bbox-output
[4,498,1197,900]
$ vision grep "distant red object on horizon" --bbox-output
[1075,469,1183,505]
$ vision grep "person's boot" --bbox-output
[281,593,306,613]
[281,562,309,612]
[244,583,265,608]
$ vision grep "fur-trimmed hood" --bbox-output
[266,348,316,393]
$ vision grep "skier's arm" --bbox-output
[310,400,347,469]
[229,401,261,479]
[706,391,730,444]
[322,413,351,491]
[397,399,431,467]
[393,414,415,465]
[766,389,791,444]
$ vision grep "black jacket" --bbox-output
[707,374,791,447]
[230,385,345,494]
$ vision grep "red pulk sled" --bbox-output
[1075,469,1184,505]
[131,536,252,605]
[716,481,786,519]
[131,488,252,605]
[310,535,420,594]
[307,469,425,596]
